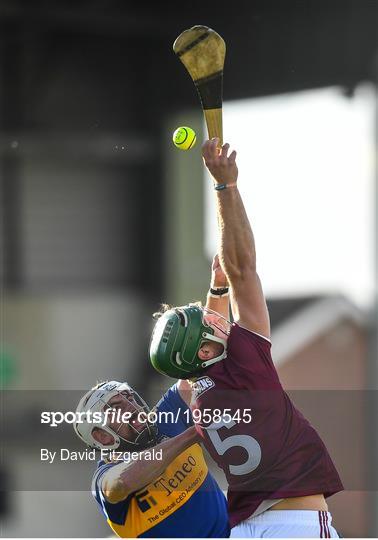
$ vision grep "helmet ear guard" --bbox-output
[150,305,229,379]
[89,424,121,451]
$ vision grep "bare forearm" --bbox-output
[102,426,199,502]
[121,427,198,488]
[216,187,256,278]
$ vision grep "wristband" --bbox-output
[214,182,237,191]
[209,286,229,298]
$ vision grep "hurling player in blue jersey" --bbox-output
[74,379,229,538]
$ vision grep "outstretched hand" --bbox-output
[202,138,238,186]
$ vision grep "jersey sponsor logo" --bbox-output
[107,444,208,538]
[153,453,198,495]
[191,376,215,399]
[135,490,158,512]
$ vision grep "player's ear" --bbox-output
[92,427,115,446]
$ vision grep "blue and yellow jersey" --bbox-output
[92,384,229,538]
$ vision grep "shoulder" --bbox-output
[229,322,272,351]
[155,383,193,437]
[91,460,122,511]
[223,323,280,383]
[155,382,186,414]
[91,461,116,499]
[91,461,134,526]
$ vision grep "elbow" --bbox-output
[102,476,128,504]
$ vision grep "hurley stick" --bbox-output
[173,25,226,145]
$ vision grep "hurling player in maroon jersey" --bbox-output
[150,138,343,537]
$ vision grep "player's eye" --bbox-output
[121,390,134,401]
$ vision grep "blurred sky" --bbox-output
[205,85,375,309]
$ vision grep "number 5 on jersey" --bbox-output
[207,420,262,476]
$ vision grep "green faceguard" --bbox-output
[149,304,228,379]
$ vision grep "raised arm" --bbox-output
[205,254,230,319]
[202,138,270,339]
[101,425,199,503]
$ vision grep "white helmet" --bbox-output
[74,380,158,451]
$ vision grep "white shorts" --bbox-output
[230,510,339,538]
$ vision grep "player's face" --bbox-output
[105,390,146,442]
[198,340,224,361]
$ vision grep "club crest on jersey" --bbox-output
[191,376,215,399]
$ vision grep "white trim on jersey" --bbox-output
[237,323,272,343]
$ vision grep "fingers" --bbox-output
[220,143,230,158]
[212,254,220,271]
[202,139,235,160]
[228,150,237,164]
[202,139,238,185]
[202,138,219,160]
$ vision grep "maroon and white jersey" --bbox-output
[191,323,343,528]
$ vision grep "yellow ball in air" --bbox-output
[172,126,196,150]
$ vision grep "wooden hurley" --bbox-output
[173,25,226,145]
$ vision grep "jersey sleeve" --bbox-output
[91,462,131,524]
[155,383,193,437]
[227,324,281,386]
